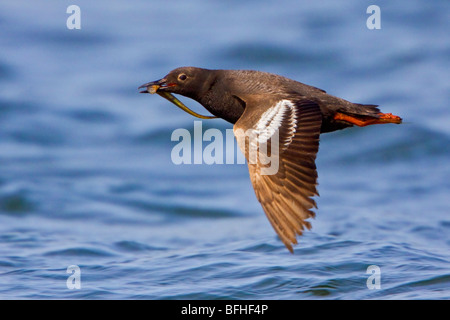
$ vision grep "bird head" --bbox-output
[139,67,217,119]
[139,67,210,97]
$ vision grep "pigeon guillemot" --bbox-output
[139,67,402,253]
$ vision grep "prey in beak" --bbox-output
[138,79,217,119]
[139,84,159,94]
[138,78,176,94]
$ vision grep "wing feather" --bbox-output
[235,99,322,252]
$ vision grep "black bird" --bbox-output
[139,67,402,253]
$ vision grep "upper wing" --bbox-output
[234,98,322,252]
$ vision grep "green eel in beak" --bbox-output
[139,81,217,120]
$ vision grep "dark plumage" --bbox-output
[139,66,402,252]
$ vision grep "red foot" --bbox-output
[334,112,402,127]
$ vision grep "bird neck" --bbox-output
[194,71,245,124]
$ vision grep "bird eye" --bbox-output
[178,74,187,81]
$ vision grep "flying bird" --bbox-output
[139,67,402,252]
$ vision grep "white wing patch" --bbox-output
[253,99,297,148]
[233,99,298,171]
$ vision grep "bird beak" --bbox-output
[138,79,176,94]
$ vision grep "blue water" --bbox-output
[0,0,449,299]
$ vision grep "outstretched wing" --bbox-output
[234,98,322,252]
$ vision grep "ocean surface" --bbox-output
[0,0,449,299]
